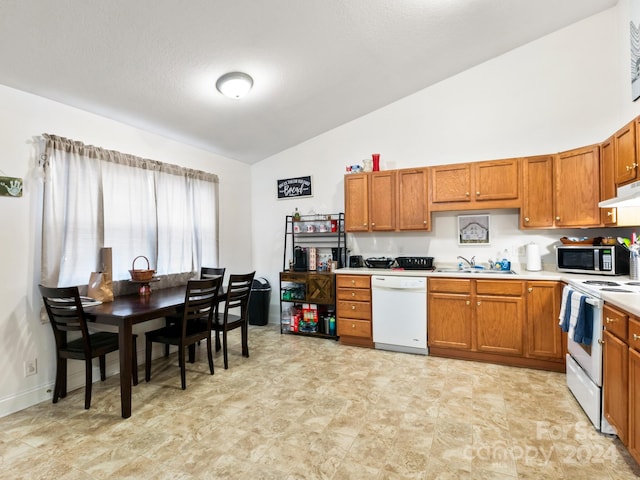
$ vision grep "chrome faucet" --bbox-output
[457,255,475,269]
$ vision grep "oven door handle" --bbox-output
[584,297,603,309]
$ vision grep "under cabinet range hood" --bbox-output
[599,180,640,208]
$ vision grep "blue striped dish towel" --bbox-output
[558,285,593,346]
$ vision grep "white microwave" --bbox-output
[556,245,629,275]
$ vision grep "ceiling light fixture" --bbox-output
[215,72,253,99]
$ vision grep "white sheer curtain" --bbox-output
[40,134,219,291]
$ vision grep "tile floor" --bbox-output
[1,324,640,479]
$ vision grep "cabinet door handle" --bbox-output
[634,334,640,341]
[524,217,529,222]
[528,287,533,293]
[466,300,470,305]
[423,220,427,225]
[605,317,615,324]
[371,222,376,226]
[351,280,356,285]
[351,323,356,329]
[465,192,470,197]
[627,165,632,171]
[607,211,613,217]
[476,191,480,196]
[555,216,560,221]
[477,301,481,306]
[598,339,605,345]
[351,292,355,297]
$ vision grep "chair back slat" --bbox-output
[224,272,255,313]
[39,285,90,344]
[182,278,222,335]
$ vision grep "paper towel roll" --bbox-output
[526,243,542,271]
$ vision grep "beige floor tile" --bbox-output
[1,324,639,479]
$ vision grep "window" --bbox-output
[40,134,219,290]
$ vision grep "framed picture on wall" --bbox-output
[631,0,640,101]
[458,214,490,245]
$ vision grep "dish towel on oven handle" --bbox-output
[558,286,593,346]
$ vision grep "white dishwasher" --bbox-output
[371,275,428,355]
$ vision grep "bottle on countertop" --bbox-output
[501,249,511,271]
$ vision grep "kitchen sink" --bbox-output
[435,268,517,275]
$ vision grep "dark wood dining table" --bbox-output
[85,286,188,418]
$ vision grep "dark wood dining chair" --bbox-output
[145,277,222,389]
[163,266,226,357]
[214,271,255,369]
[38,284,139,410]
[201,267,226,350]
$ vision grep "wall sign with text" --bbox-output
[277,176,313,199]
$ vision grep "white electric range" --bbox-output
[563,276,640,436]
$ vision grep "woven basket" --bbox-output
[129,255,155,281]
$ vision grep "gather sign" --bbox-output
[277,176,312,199]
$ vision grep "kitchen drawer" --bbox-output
[337,318,371,338]
[337,288,371,302]
[428,278,471,294]
[629,317,640,350]
[476,280,523,296]
[336,274,371,289]
[337,300,371,320]
[604,304,628,341]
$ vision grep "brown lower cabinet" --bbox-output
[428,277,564,372]
[602,303,640,464]
[336,274,372,347]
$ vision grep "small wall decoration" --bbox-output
[458,214,490,245]
[277,175,312,199]
[0,176,23,197]
[631,0,640,101]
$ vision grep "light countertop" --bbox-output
[335,267,640,317]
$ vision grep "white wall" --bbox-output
[251,4,640,320]
[0,85,253,417]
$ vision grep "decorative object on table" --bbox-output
[363,158,373,172]
[372,153,380,171]
[88,247,114,302]
[0,175,23,197]
[458,214,490,245]
[277,175,312,199]
[129,255,157,295]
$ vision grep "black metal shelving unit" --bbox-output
[280,213,346,339]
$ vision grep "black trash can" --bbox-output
[249,277,271,326]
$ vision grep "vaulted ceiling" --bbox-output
[0,0,618,164]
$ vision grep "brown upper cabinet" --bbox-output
[600,137,617,226]
[344,173,369,232]
[344,171,396,232]
[614,119,638,186]
[345,169,431,232]
[521,155,555,228]
[554,145,601,228]
[429,158,520,211]
[396,167,430,230]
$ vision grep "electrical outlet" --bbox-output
[24,358,37,377]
